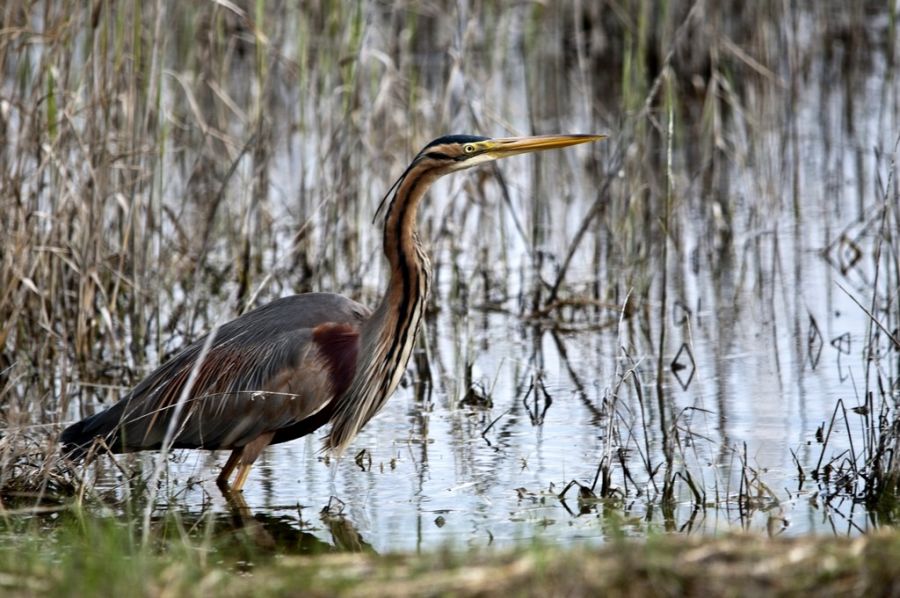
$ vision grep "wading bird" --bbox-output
[61,133,605,492]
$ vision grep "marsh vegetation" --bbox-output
[1,0,899,589]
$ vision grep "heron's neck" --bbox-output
[366,168,434,355]
[326,165,435,454]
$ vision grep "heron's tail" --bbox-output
[60,402,126,461]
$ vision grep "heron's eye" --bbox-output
[463,144,476,154]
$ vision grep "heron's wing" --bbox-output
[63,293,369,452]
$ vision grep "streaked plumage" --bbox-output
[61,133,605,492]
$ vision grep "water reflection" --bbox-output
[155,491,374,556]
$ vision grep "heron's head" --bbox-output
[374,133,606,221]
[414,133,606,174]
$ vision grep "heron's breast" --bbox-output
[311,322,361,400]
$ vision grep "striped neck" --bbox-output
[326,162,436,454]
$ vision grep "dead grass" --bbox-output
[4,523,900,597]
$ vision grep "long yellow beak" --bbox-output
[485,133,606,156]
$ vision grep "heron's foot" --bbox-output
[215,473,233,491]
[216,462,253,493]
[217,449,242,489]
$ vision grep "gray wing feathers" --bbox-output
[69,293,368,452]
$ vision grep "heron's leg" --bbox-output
[232,463,254,492]
[227,431,276,493]
[217,448,243,488]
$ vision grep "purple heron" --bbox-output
[61,133,605,492]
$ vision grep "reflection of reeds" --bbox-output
[810,145,900,514]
